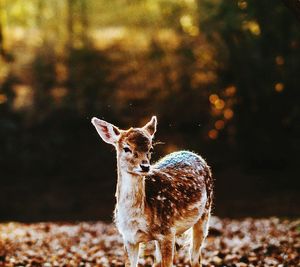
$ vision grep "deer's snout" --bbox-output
[140,162,150,172]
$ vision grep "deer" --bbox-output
[91,116,213,267]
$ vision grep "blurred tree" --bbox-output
[0,22,3,57]
[67,0,75,49]
[282,0,300,21]
[0,0,5,58]
[197,0,300,168]
[67,0,89,49]
[0,0,299,220]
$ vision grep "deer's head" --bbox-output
[91,116,157,175]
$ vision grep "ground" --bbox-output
[0,217,299,267]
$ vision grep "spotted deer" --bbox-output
[91,116,213,267]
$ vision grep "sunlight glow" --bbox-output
[225,86,236,96]
[184,0,195,4]
[208,129,218,139]
[180,15,193,29]
[275,56,285,66]
[165,144,179,154]
[180,15,199,36]
[0,94,8,104]
[238,0,248,10]
[12,85,33,110]
[91,27,127,49]
[242,20,261,36]
[224,109,234,120]
[215,120,225,130]
[50,87,68,103]
[275,83,284,92]
[209,94,219,104]
[55,63,68,83]
[215,99,225,110]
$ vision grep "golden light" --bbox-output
[11,27,26,41]
[209,94,219,104]
[165,144,178,154]
[0,94,8,104]
[242,20,261,36]
[208,129,218,140]
[56,63,68,83]
[215,99,225,110]
[50,87,68,102]
[180,15,199,36]
[180,15,192,29]
[12,85,33,110]
[224,108,234,119]
[91,27,127,50]
[275,56,284,66]
[193,72,217,85]
[184,0,195,4]
[211,107,223,116]
[215,120,225,130]
[275,83,284,92]
[225,85,236,96]
[188,26,199,36]
[238,0,248,10]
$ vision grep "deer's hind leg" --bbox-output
[190,211,210,267]
[156,233,175,267]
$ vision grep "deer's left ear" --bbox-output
[143,116,157,137]
[91,117,120,145]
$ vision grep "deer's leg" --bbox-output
[190,211,210,267]
[153,240,162,267]
[124,242,140,267]
[158,234,175,267]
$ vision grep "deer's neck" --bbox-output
[116,159,145,211]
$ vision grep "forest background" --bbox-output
[0,0,299,221]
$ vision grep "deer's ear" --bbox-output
[143,116,157,137]
[91,117,120,145]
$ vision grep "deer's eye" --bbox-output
[123,147,132,153]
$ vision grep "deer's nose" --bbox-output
[140,164,150,172]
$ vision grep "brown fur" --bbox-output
[145,167,208,235]
[118,128,152,152]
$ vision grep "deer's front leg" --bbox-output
[124,241,140,267]
[158,234,175,267]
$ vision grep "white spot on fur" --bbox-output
[157,195,166,201]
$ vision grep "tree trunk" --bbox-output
[80,0,89,46]
[67,0,74,49]
[0,2,5,57]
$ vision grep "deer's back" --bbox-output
[145,151,212,234]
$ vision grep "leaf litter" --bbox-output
[0,217,299,266]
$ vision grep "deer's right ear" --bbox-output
[91,117,120,145]
[143,116,157,137]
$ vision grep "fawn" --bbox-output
[91,116,213,267]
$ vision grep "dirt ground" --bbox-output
[0,217,299,267]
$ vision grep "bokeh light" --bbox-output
[208,129,218,139]
[224,108,234,120]
[275,83,284,92]
[214,99,225,110]
[0,94,8,104]
[215,120,225,130]
[275,56,285,66]
[209,94,219,104]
